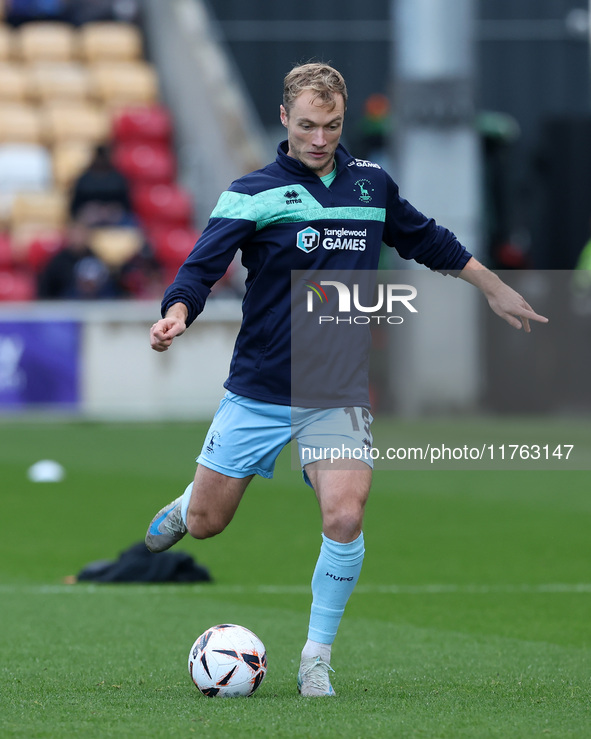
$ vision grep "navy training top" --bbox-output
[162,141,472,407]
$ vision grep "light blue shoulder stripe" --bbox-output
[211,190,257,221]
[210,186,386,230]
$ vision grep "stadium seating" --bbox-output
[0,62,28,101]
[10,190,68,230]
[0,24,14,61]
[0,142,52,226]
[89,61,159,107]
[9,195,66,271]
[51,141,93,189]
[0,103,42,143]
[0,232,13,268]
[112,142,176,185]
[0,143,52,192]
[149,226,199,271]
[16,21,77,62]
[78,22,143,62]
[111,105,172,145]
[0,16,195,300]
[131,183,192,230]
[0,268,36,301]
[89,226,143,267]
[10,222,64,264]
[24,233,64,272]
[27,62,92,102]
[42,101,110,145]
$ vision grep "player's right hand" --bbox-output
[150,317,186,352]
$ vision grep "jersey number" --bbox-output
[344,407,372,440]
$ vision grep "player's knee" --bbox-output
[323,506,364,542]
[186,510,227,540]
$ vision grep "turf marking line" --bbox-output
[1,583,591,596]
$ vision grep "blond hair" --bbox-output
[283,63,348,114]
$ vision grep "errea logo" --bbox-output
[284,189,302,204]
[296,226,320,253]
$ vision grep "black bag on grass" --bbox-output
[76,541,213,583]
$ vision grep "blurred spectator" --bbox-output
[119,243,164,299]
[4,0,68,26]
[37,220,119,299]
[5,0,141,27]
[69,144,135,228]
[38,221,89,298]
[65,0,140,25]
[70,255,120,299]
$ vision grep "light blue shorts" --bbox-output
[196,391,373,486]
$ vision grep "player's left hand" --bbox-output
[459,257,548,332]
[486,282,549,332]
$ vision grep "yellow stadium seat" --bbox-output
[89,61,158,106]
[10,222,64,262]
[42,102,109,146]
[0,63,28,101]
[0,103,42,143]
[10,189,68,229]
[89,226,143,267]
[79,22,143,62]
[0,24,15,61]
[51,141,93,189]
[27,62,91,102]
[16,22,77,62]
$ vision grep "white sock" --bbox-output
[180,481,193,526]
[301,639,331,663]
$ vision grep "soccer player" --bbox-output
[145,63,547,697]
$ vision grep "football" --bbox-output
[188,624,267,697]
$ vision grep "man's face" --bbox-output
[280,89,345,177]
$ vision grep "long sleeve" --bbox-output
[382,174,471,272]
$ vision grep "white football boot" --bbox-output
[297,656,336,697]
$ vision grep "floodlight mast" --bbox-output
[391,0,479,243]
[388,0,482,416]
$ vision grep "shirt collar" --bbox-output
[276,140,354,178]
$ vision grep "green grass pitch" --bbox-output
[0,418,590,738]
